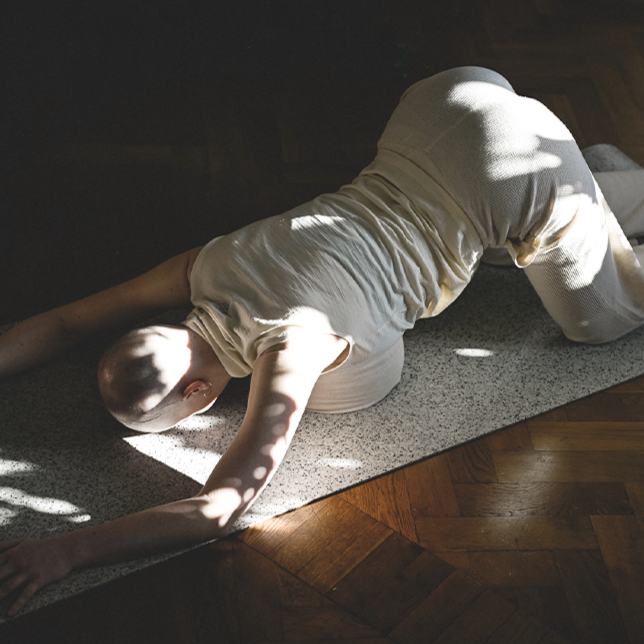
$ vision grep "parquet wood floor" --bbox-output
[3,0,644,642]
[5,373,644,643]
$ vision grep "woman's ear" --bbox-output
[182,380,213,401]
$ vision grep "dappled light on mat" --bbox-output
[123,434,222,485]
[173,415,225,431]
[454,348,494,357]
[317,457,364,470]
[0,487,91,524]
[0,457,37,475]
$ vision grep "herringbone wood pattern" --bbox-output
[3,1,644,642]
[6,378,644,643]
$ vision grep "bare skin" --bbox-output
[0,248,348,615]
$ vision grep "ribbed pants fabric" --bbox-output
[377,66,644,343]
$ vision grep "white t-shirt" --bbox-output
[183,150,483,413]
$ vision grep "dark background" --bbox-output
[1,0,470,323]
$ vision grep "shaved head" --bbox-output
[98,325,192,430]
[98,324,230,432]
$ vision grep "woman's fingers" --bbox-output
[0,541,45,613]
[0,538,73,616]
[0,559,17,583]
[0,571,28,600]
[0,541,21,554]
[8,580,41,617]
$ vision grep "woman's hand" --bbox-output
[0,537,74,616]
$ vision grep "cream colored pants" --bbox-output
[378,66,644,344]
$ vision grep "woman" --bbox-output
[1,66,644,616]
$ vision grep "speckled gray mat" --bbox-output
[2,262,644,619]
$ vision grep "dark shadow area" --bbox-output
[0,0,428,323]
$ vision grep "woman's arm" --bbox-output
[0,331,348,616]
[0,247,202,379]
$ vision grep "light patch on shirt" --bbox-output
[489,146,562,181]
[290,213,345,231]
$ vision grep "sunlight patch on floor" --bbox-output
[317,457,364,470]
[173,415,226,431]
[454,348,494,357]
[0,458,37,475]
[0,487,91,525]
[123,434,222,485]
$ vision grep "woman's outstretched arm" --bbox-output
[0,331,348,616]
[0,247,202,379]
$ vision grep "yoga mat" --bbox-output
[2,262,644,618]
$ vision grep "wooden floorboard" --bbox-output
[3,0,644,642]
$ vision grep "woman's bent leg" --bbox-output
[524,176,644,344]
[379,67,644,343]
